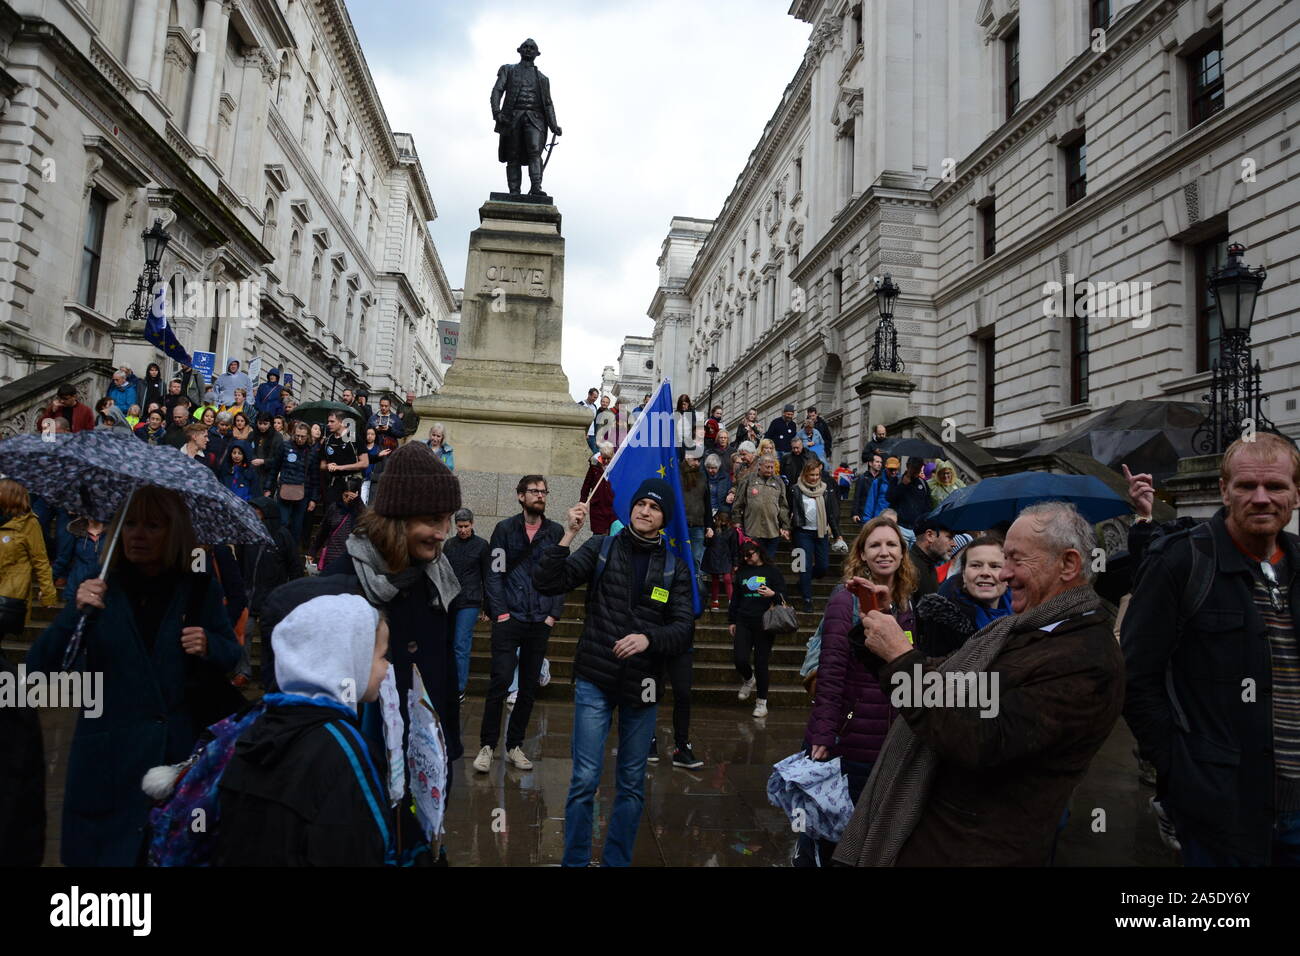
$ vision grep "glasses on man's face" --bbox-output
[1259,560,1285,612]
[525,488,548,497]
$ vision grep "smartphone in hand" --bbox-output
[846,577,881,612]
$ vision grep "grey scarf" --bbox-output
[832,584,1103,867]
[345,533,461,611]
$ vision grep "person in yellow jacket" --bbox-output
[929,459,966,508]
[0,478,57,642]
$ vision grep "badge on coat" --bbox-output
[287,452,297,463]
[651,586,669,603]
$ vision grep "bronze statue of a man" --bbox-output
[491,38,561,197]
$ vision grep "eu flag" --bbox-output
[602,379,702,615]
[144,282,193,367]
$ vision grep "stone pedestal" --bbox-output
[414,198,592,538]
[854,371,916,434]
[1164,453,1224,520]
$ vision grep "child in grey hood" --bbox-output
[215,594,394,865]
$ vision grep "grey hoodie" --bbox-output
[272,593,379,712]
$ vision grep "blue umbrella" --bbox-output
[924,471,1131,531]
[767,752,855,843]
[0,429,270,666]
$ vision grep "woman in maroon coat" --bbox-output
[579,443,616,534]
[806,517,917,793]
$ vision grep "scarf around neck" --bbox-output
[832,584,1103,867]
[345,533,461,611]
[796,477,829,538]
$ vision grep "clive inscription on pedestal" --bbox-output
[477,254,551,298]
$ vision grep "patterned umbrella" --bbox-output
[0,429,270,545]
[0,429,270,667]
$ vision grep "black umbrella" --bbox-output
[877,437,943,460]
[924,471,1130,531]
[291,400,366,435]
[1025,400,1206,482]
[0,429,270,666]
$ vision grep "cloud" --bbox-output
[353,1,809,399]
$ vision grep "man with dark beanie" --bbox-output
[534,477,695,866]
[320,440,463,864]
[474,475,566,772]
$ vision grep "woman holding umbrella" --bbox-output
[27,485,240,865]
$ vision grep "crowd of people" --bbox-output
[0,368,1296,870]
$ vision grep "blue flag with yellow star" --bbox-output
[603,378,701,615]
[144,281,193,367]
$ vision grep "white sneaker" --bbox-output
[539,659,551,687]
[472,745,493,773]
[505,746,533,770]
[506,690,518,706]
[752,699,768,718]
[738,677,756,701]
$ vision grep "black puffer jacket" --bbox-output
[444,532,491,612]
[533,529,694,706]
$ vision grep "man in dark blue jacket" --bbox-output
[887,456,930,542]
[765,403,799,455]
[473,475,564,773]
[444,508,492,702]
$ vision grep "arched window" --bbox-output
[289,229,302,292]
[310,255,322,314]
[328,275,340,334]
[301,96,313,148]
[261,196,276,249]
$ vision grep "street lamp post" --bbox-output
[1192,242,1275,454]
[868,273,903,373]
[705,362,719,415]
[124,219,171,326]
[326,357,346,401]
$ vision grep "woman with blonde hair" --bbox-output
[27,485,241,865]
[796,516,913,865]
[0,478,56,642]
[425,422,455,471]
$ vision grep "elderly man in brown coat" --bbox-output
[834,501,1124,866]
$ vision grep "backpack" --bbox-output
[145,704,264,866]
[591,533,677,608]
[801,588,858,679]
[1145,521,1217,735]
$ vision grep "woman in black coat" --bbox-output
[26,486,240,866]
[321,442,462,864]
[728,539,786,718]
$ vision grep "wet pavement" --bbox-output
[34,687,1171,867]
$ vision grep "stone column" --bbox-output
[231,51,274,201]
[149,1,169,94]
[1017,0,1053,105]
[854,371,916,436]
[186,0,229,149]
[125,0,162,84]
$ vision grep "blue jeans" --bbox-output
[688,527,706,582]
[452,606,479,693]
[1179,810,1300,866]
[563,678,657,867]
[586,434,598,455]
[279,498,310,544]
[792,528,829,604]
[898,525,916,549]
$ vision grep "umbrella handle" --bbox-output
[60,484,135,671]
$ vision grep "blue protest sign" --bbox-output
[191,350,216,380]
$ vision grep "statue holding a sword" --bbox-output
[490,38,562,198]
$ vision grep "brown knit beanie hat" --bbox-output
[372,441,461,517]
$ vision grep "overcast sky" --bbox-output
[349,0,809,401]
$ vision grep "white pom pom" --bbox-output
[142,763,184,800]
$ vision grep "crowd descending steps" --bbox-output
[2,497,861,710]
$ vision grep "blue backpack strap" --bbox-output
[323,720,397,866]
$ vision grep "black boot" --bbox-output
[528,157,545,196]
[506,164,522,195]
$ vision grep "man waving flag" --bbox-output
[600,379,702,615]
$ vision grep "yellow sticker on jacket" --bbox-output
[651,586,669,603]
[905,630,913,644]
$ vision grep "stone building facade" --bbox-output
[0,0,451,403]
[661,0,1298,460]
